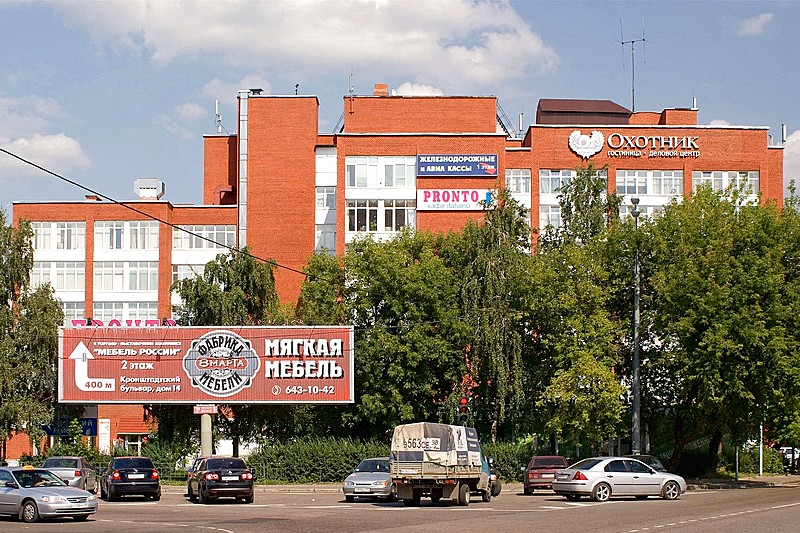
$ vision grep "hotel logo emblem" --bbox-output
[568,130,604,158]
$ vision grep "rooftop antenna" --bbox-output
[295,84,300,95]
[215,100,229,134]
[620,19,646,112]
[348,69,355,95]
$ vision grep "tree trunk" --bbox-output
[708,429,723,472]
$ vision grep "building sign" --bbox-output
[42,417,98,436]
[416,154,498,176]
[58,326,354,404]
[417,189,492,211]
[569,130,701,159]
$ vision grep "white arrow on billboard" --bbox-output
[69,341,116,392]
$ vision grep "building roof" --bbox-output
[537,99,631,114]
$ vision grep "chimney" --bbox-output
[85,195,101,201]
[134,178,165,200]
[373,83,389,96]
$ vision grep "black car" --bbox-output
[100,456,161,501]
[188,456,254,504]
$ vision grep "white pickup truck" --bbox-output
[390,422,492,506]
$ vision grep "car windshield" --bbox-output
[14,469,66,488]
[43,458,78,468]
[355,459,389,472]
[531,457,567,468]
[569,458,603,470]
[207,458,246,470]
[113,458,154,469]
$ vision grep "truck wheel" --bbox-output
[457,483,470,506]
[523,486,533,495]
[481,489,491,502]
[492,480,502,497]
[430,489,443,504]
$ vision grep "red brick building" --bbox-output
[8,84,784,460]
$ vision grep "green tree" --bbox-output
[0,213,64,460]
[156,247,281,456]
[442,188,534,442]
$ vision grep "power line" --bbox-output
[0,147,321,281]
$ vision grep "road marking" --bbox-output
[623,501,800,532]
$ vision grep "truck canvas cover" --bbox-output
[391,422,482,468]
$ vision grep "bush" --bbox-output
[482,441,529,482]
[719,445,784,475]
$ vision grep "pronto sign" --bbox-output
[58,326,354,404]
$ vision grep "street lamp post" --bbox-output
[631,197,641,455]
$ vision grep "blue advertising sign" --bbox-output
[42,418,98,437]
[416,154,498,177]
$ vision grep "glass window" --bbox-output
[172,264,205,283]
[95,221,125,250]
[128,261,158,291]
[31,223,52,250]
[315,225,336,253]
[346,200,379,232]
[93,261,125,291]
[539,205,562,230]
[54,261,85,291]
[616,170,648,195]
[507,168,531,194]
[173,225,236,249]
[30,261,51,288]
[384,200,416,231]
[129,221,159,250]
[316,187,336,209]
[692,170,759,194]
[56,222,85,250]
[539,169,574,194]
[62,302,84,325]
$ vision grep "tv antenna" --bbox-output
[620,20,646,112]
[215,100,229,134]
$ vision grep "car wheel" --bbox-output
[661,480,680,500]
[523,486,533,495]
[152,490,162,502]
[21,500,40,523]
[492,480,502,497]
[100,483,108,500]
[198,486,208,504]
[345,495,354,502]
[457,483,470,506]
[481,489,491,502]
[592,482,611,502]
[565,493,582,502]
[243,494,254,504]
[107,486,117,501]
[73,514,90,522]
[188,484,197,502]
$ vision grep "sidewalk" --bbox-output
[162,475,800,495]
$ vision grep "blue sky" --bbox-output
[1,0,799,213]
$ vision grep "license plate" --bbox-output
[542,473,554,478]
[222,476,238,482]
[354,488,370,493]
[128,473,145,479]
[71,503,88,508]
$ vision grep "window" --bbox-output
[93,302,158,323]
[315,225,336,253]
[56,222,86,250]
[384,200,416,231]
[94,262,125,291]
[93,302,124,322]
[540,169,574,194]
[127,302,158,320]
[650,170,684,195]
[507,169,531,194]
[128,221,159,249]
[55,261,85,291]
[346,156,416,188]
[316,187,336,208]
[95,221,125,249]
[30,261,51,288]
[62,302,84,325]
[173,225,236,249]
[692,170,759,194]
[128,261,159,291]
[347,200,379,232]
[172,264,205,283]
[539,205,562,230]
[616,170,648,195]
[31,223,52,250]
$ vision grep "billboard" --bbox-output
[416,154,498,177]
[58,326,354,404]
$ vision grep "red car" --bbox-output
[523,455,569,495]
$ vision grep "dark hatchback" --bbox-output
[523,455,569,494]
[100,456,161,501]
[188,456,254,504]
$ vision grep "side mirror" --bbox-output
[487,456,494,465]
[5,481,16,489]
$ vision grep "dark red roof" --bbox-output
[537,99,631,114]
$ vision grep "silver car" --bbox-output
[342,457,395,502]
[0,466,98,522]
[552,457,686,502]
[41,456,97,492]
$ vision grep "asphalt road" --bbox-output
[4,482,800,533]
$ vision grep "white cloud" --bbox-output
[394,83,444,96]
[152,114,194,140]
[784,130,800,198]
[738,13,773,36]
[202,76,273,102]
[709,119,731,126]
[175,102,207,122]
[48,0,558,92]
[0,134,90,179]
[0,95,89,180]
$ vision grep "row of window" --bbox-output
[31,222,235,251]
[346,156,417,189]
[346,200,416,233]
[32,262,210,292]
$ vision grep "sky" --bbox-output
[1,0,799,214]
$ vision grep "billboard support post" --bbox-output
[200,414,212,456]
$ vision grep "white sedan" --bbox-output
[552,456,685,502]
